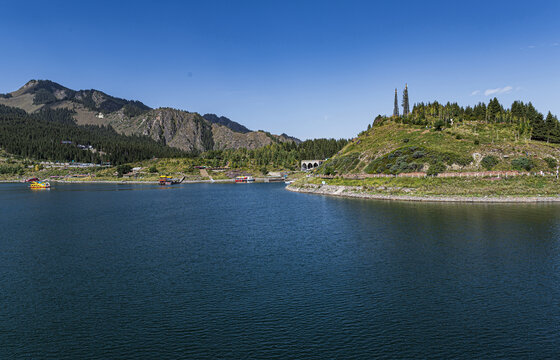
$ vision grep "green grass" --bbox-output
[319,120,560,175]
[300,175,560,197]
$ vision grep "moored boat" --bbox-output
[159,175,185,186]
[29,181,51,189]
[159,175,172,185]
[235,176,255,183]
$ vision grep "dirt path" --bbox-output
[199,168,213,181]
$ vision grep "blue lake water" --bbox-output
[1,182,559,359]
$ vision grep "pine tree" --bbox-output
[393,88,399,117]
[402,84,409,116]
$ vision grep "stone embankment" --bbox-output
[286,183,560,203]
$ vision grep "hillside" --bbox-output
[0,104,186,165]
[289,100,560,200]
[0,80,300,151]
[318,101,560,176]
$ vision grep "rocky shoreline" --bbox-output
[286,183,560,203]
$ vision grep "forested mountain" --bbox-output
[0,80,300,151]
[0,104,186,164]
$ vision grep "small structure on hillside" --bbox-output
[301,160,324,171]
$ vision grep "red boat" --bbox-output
[235,176,255,183]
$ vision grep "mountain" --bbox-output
[0,104,186,165]
[0,80,300,152]
[202,113,251,133]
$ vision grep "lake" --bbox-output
[1,183,559,359]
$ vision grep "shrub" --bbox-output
[455,134,462,140]
[474,139,480,145]
[434,119,445,131]
[481,155,499,170]
[544,157,557,169]
[511,157,534,172]
[403,138,409,143]
[148,165,158,173]
[427,161,446,176]
[388,150,402,159]
[323,166,335,175]
[116,164,132,177]
[412,151,425,159]
[0,164,24,175]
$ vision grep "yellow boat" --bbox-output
[29,181,51,189]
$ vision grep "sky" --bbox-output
[0,0,558,140]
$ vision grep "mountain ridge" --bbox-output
[0,80,301,152]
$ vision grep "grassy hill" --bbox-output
[290,100,560,199]
[319,108,559,176]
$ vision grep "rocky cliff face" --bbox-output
[110,108,214,152]
[212,124,276,150]
[0,80,301,152]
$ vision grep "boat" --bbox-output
[158,175,185,186]
[235,176,255,183]
[29,181,50,189]
[284,180,294,185]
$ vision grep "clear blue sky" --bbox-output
[1,0,558,139]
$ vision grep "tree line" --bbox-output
[373,98,559,143]
[198,138,348,170]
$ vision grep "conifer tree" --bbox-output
[402,84,410,116]
[393,88,399,117]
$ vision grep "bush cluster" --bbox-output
[511,157,534,171]
[544,157,557,169]
[481,155,499,170]
[0,164,24,175]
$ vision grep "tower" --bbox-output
[402,83,410,116]
[393,88,399,117]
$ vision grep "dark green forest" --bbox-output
[198,138,348,170]
[0,105,187,164]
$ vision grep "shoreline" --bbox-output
[286,183,560,203]
[0,178,285,185]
